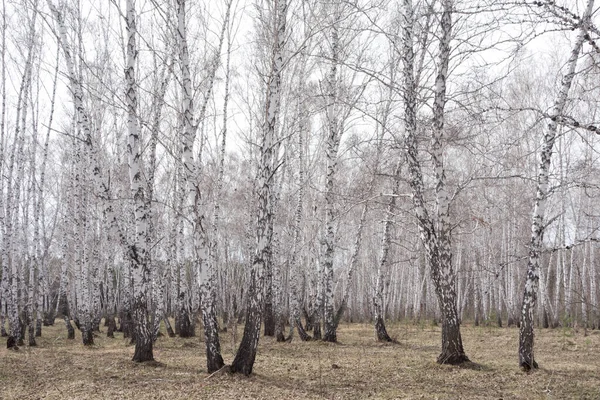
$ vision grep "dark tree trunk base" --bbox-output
[276,331,286,342]
[296,321,311,341]
[438,316,469,365]
[263,302,275,337]
[323,329,337,343]
[201,309,225,373]
[107,316,116,338]
[82,329,94,346]
[132,341,154,362]
[43,312,55,326]
[28,325,37,346]
[65,317,75,340]
[230,294,263,376]
[303,308,313,332]
[313,323,321,341]
[375,316,393,342]
[437,352,470,365]
[7,336,18,349]
[177,310,195,338]
[206,352,225,374]
[162,316,175,338]
[519,359,539,371]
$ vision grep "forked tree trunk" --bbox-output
[401,0,468,365]
[519,0,593,370]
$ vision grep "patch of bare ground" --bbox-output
[1,321,599,399]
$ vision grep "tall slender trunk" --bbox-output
[176,0,223,372]
[231,0,286,375]
[5,17,36,346]
[48,0,128,345]
[287,86,311,341]
[374,162,400,342]
[125,0,153,362]
[0,0,7,338]
[518,0,593,370]
[322,13,341,344]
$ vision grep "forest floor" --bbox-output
[1,319,599,399]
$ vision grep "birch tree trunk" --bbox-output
[322,9,342,344]
[374,161,400,343]
[125,0,153,362]
[231,0,286,375]
[5,9,37,346]
[287,80,311,341]
[401,0,468,364]
[176,0,224,372]
[518,0,594,370]
[0,0,6,338]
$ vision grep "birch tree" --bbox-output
[125,0,154,362]
[176,0,225,372]
[518,0,595,370]
[401,0,468,364]
[231,0,287,375]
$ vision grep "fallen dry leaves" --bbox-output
[1,320,599,399]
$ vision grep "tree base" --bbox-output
[82,330,94,346]
[107,317,116,338]
[132,342,154,362]
[276,331,286,342]
[7,336,18,349]
[437,352,470,365]
[207,354,225,374]
[519,359,539,371]
[323,331,337,343]
[375,316,393,342]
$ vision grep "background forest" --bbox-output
[1,0,599,375]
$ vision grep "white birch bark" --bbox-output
[0,0,5,335]
[176,0,224,372]
[401,0,468,364]
[322,6,342,343]
[374,162,400,342]
[125,0,153,362]
[4,17,36,346]
[518,0,594,370]
[231,0,286,375]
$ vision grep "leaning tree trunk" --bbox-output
[519,0,593,370]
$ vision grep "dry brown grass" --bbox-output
[1,320,599,399]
